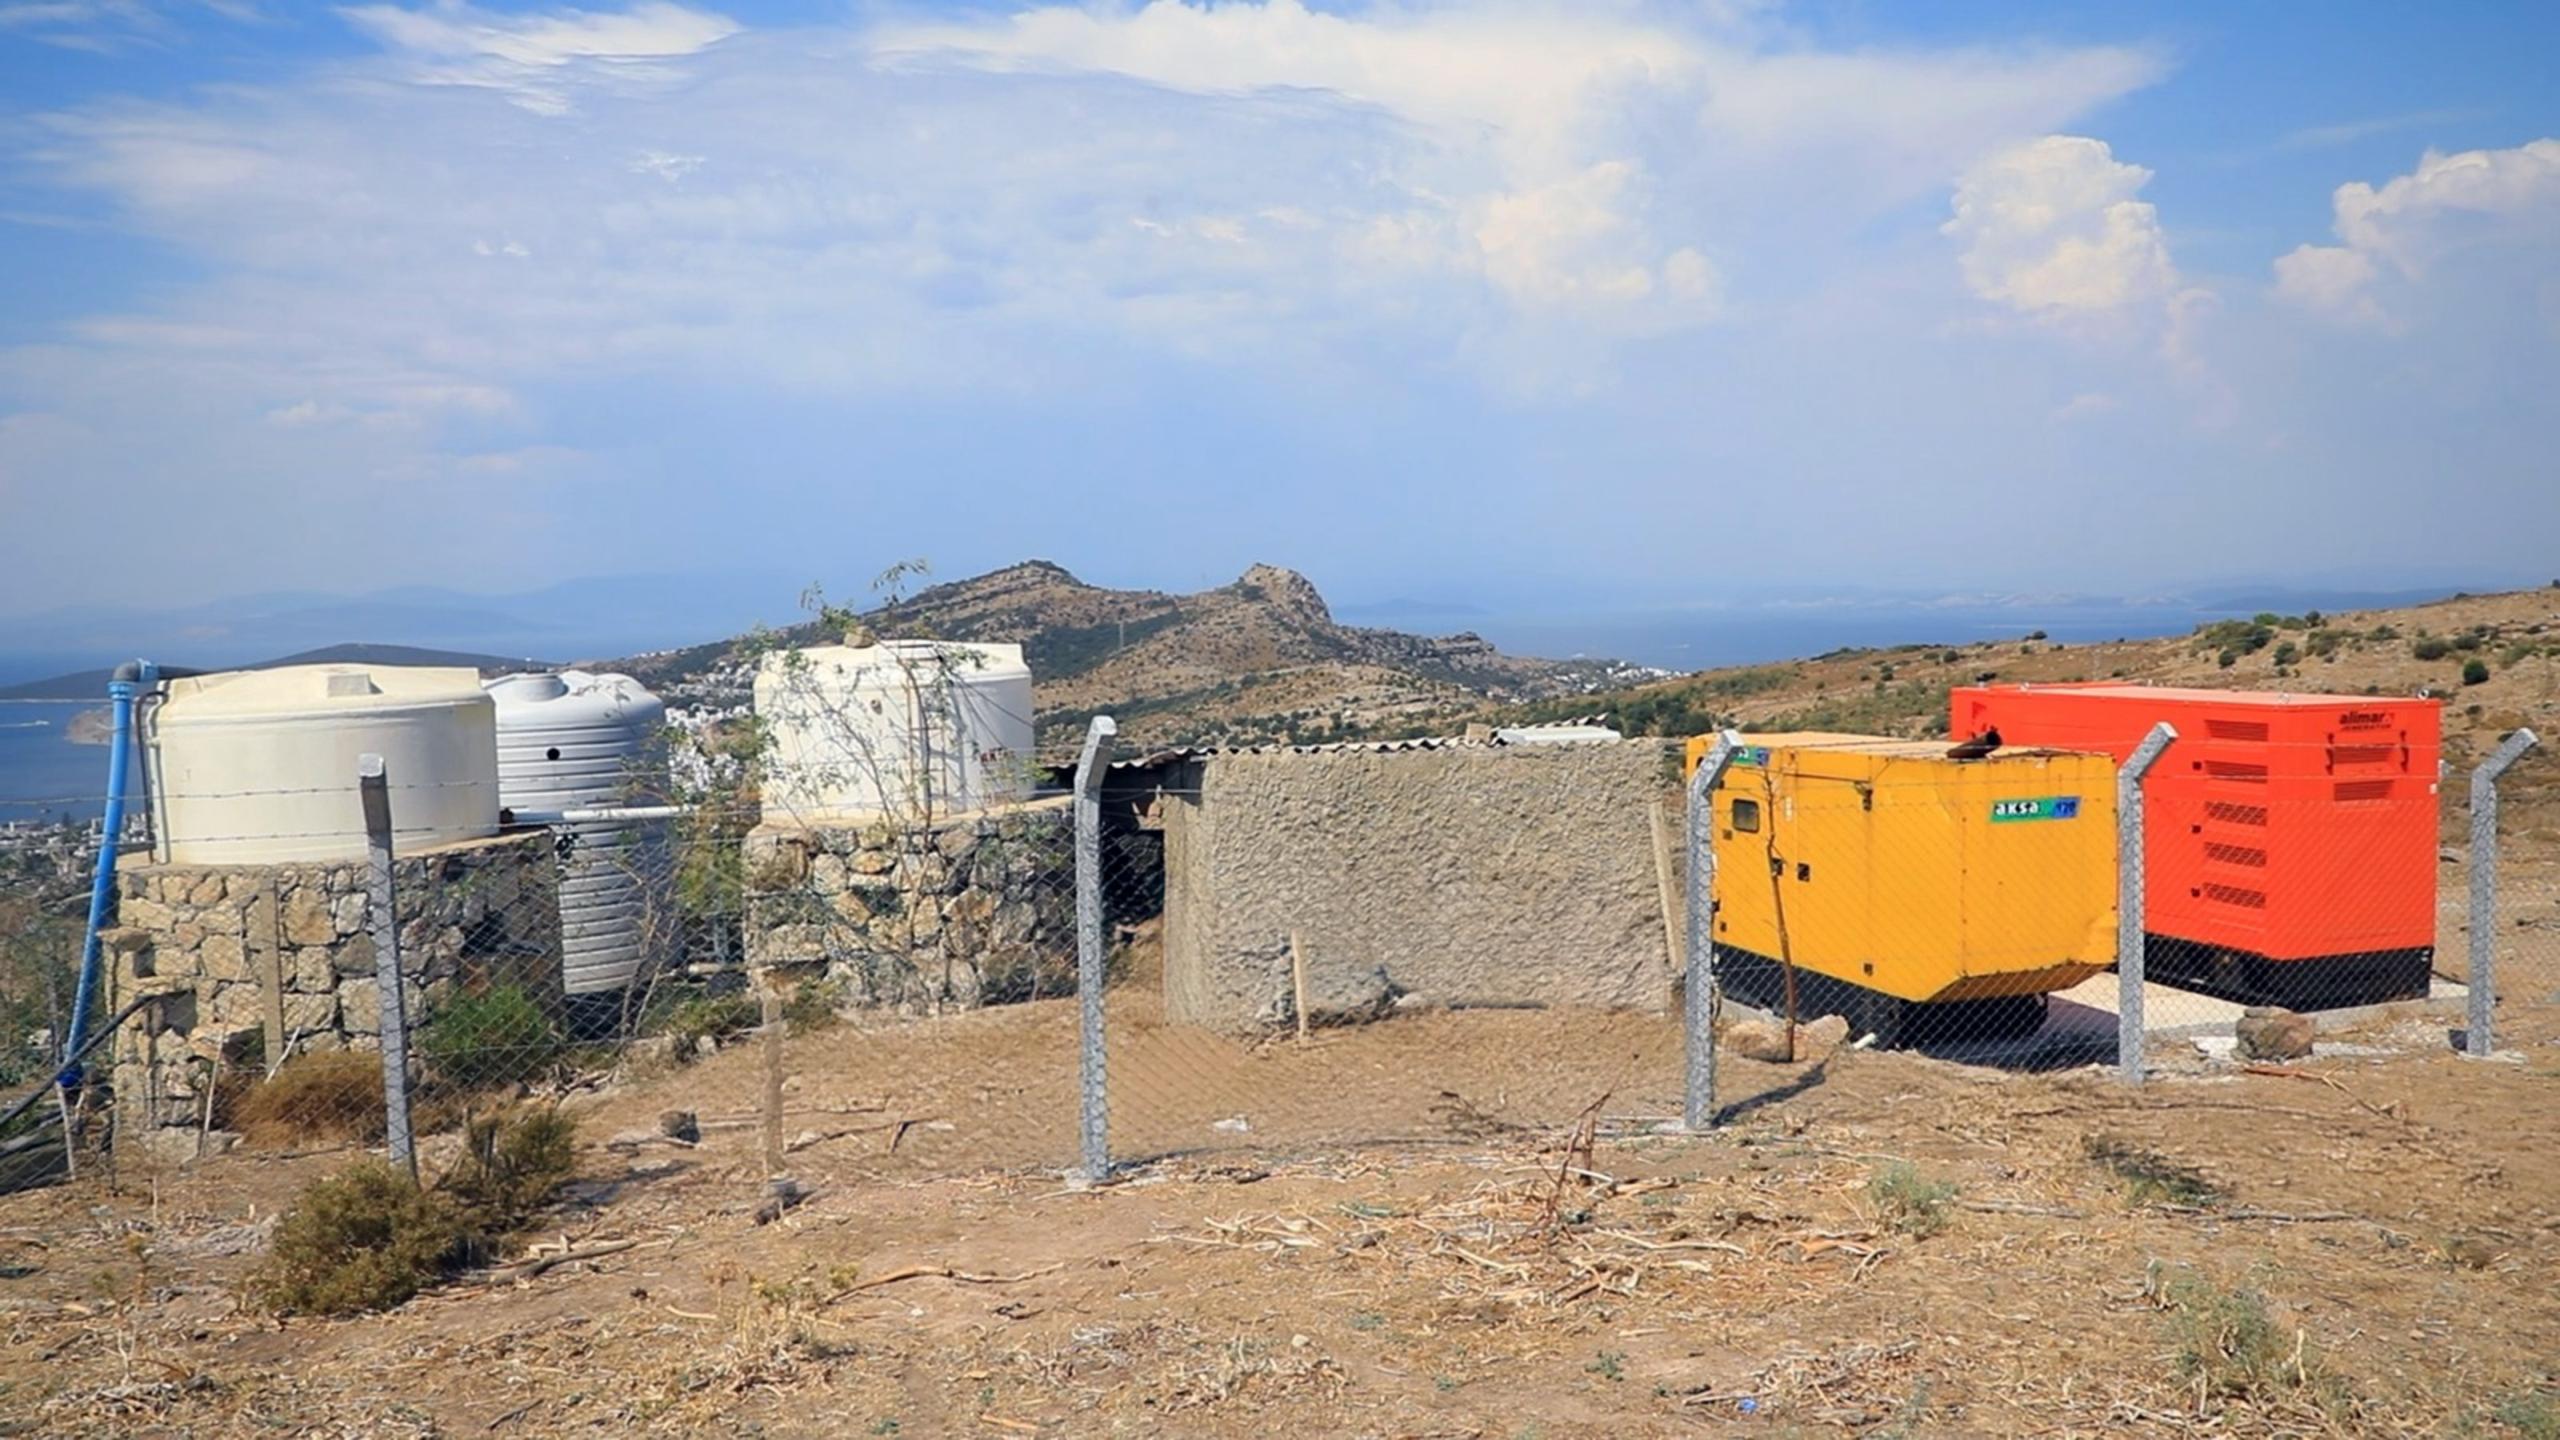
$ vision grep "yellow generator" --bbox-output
[1682,732,2118,1047]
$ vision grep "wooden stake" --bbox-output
[1648,797,1683,976]
[1288,932,1310,1046]
[252,875,285,1068]
[760,976,785,1176]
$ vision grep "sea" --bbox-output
[0,702,124,826]
[1444,599,2249,672]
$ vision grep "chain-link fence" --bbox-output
[0,698,2550,1190]
[1065,712,2555,1175]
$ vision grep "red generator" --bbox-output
[1949,684,2443,1008]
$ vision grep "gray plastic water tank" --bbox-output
[486,671,671,999]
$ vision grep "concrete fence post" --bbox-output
[357,754,418,1178]
[2115,723,2177,1085]
[1683,729,1745,1132]
[1072,715,1118,1182]
[2467,728,2540,1058]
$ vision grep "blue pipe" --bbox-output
[56,660,155,1096]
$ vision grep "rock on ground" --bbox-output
[2235,1005,2315,1061]
[1724,1019,1793,1064]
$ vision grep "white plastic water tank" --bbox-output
[755,640,1037,822]
[144,665,499,865]
[486,671,670,997]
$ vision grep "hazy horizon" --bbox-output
[0,555,2532,689]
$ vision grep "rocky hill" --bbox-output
[609,561,1656,755]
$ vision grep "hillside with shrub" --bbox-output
[1454,585,2560,827]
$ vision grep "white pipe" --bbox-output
[504,804,695,825]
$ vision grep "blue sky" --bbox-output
[1,0,2554,621]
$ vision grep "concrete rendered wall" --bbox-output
[1162,742,1682,1032]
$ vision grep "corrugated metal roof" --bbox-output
[1106,719,1634,770]
[1108,736,1472,770]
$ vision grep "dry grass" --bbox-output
[230,1051,389,1146]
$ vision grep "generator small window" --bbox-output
[1730,798,1761,833]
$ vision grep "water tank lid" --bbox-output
[485,671,572,703]
[484,669,661,722]
[161,664,490,718]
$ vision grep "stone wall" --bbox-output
[741,797,1076,1013]
[1162,741,1685,1033]
[103,830,562,1152]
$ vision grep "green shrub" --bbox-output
[649,988,761,1047]
[2492,1392,2560,1440]
[442,1106,580,1241]
[250,1159,466,1315]
[2463,658,2491,686]
[2154,1268,2337,1410]
[1867,1161,1958,1237]
[2197,618,2274,654]
[2163,1270,2282,1397]
[2272,641,2299,667]
[2413,637,2453,661]
[249,1107,580,1316]
[419,984,560,1088]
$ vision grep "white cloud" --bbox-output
[0,0,2203,600]
[340,0,735,66]
[1944,135,2177,316]
[1471,162,1718,325]
[1698,45,2165,212]
[6,0,2159,420]
[877,0,1695,170]
[883,1,1721,337]
[0,0,171,52]
[629,149,704,182]
[2052,391,2119,422]
[2271,244,2381,323]
[2275,138,2560,325]
[340,0,739,113]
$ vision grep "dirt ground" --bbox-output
[5,960,2560,1440]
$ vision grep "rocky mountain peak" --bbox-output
[1230,563,1332,628]
[971,559,1082,591]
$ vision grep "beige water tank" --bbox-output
[144,664,500,864]
[755,640,1037,822]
